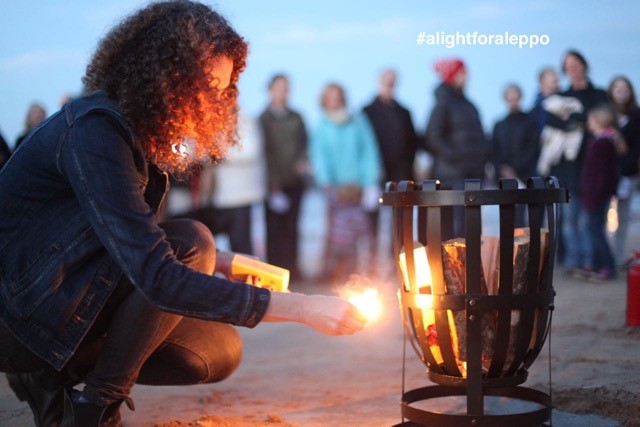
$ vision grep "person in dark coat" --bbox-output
[552,50,608,274]
[530,67,560,134]
[0,130,10,169]
[259,74,309,281]
[0,3,365,425]
[492,84,540,226]
[425,58,489,238]
[608,75,640,266]
[363,69,417,183]
[363,69,417,260]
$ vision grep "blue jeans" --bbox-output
[0,220,242,405]
[613,178,636,265]
[561,195,590,269]
[585,199,615,273]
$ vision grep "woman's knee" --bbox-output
[165,323,242,384]
[161,219,216,274]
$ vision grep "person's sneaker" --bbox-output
[587,269,616,282]
[565,267,588,279]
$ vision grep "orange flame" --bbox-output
[347,288,382,322]
[339,275,383,322]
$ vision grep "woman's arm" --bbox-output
[213,250,366,335]
[59,113,269,327]
[262,292,367,336]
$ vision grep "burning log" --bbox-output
[441,238,496,371]
[438,230,549,373]
[412,230,550,375]
[493,234,530,369]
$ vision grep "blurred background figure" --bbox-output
[164,167,200,219]
[425,58,489,238]
[167,113,266,255]
[310,83,381,284]
[530,67,560,134]
[196,113,267,255]
[581,105,627,280]
[0,130,10,169]
[14,103,47,149]
[608,76,640,268]
[554,50,608,275]
[59,93,75,107]
[491,83,539,226]
[363,69,418,261]
[259,74,308,280]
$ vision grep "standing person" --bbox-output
[363,69,418,262]
[553,50,608,275]
[581,105,627,280]
[0,130,10,168]
[310,83,381,284]
[196,112,267,255]
[15,103,47,149]
[491,84,540,226]
[425,58,489,238]
[530,67,560,133]
[259,74,308,281]
[0,3,365,426]
[608,76,640,267]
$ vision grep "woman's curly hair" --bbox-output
[83,0,247,173]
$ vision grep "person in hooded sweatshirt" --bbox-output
[425,58,489,238]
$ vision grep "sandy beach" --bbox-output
[1,191,639,426]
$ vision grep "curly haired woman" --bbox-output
[0,2,366,426]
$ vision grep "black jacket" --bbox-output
[0,91,269,369]
[425,83,488,181]
[492,111,540,181]
[363,96,417,182]
[0,131,10,168]
[550,82,608,193]
[619,107,640,177]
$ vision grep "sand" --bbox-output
[2,193,639,426]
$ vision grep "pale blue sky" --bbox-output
[1,0,639,147]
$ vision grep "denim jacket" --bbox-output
[0,91,270,371]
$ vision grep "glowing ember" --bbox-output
[348,288,383,322]
[398,243,432,291]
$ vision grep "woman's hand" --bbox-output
[214,250,235,278]
[301,294,368,335]
[262,292,367,336]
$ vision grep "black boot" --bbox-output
[61,388,133,427]
[7,372,63,427]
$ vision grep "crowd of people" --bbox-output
[2,50,639,284]
[173,49,636,283]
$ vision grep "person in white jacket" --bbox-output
[197,112,267,254]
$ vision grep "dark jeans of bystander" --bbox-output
[584,198,615,276]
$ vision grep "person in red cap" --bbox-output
[425,57,489,238]
[433,58,466,87]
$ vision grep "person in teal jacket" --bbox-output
[310,83,382,283]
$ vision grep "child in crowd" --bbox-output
[580,104,627,280]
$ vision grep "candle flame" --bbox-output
[348,288,382,322]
